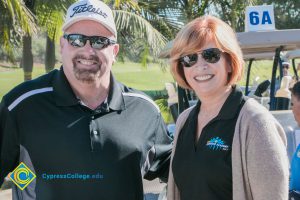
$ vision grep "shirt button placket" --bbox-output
[93,130,98,135]
[89,116,102,152]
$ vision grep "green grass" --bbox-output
[112,62,174,90]
[0,65,47,100]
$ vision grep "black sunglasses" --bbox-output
[179,48,223,67]
[63,33,116,50]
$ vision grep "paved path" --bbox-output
[144,178,166,200]
[0,189,11,200]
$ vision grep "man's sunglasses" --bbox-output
[63,34,116,50]
[179,48,223,67]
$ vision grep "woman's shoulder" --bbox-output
[176,105,196,124]
[237,98,286,147]
[238,98,285,136]
[239,98,274,121]
[237,98,284,136]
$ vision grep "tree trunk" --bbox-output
[22,35,33,81]
[230,0,237,31]
[45,35,56,73]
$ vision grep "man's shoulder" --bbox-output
[3,70,58,107]
[120,83,160,114]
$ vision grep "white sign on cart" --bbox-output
[245,5,275,32]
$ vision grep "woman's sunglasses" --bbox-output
[63,33,116,50]
[179,48,223,67]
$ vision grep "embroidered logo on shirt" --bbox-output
[297,149,300,158]
[206,137,229,151]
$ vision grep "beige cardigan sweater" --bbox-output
[167,98,289,200]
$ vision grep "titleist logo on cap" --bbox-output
[70,3,108,18]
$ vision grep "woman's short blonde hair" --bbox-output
[170,15,244,89]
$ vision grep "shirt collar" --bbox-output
[53,67,78,106]
[215,85,244,120]
[107,75,125,111]
[195,85,244,120]
[53,67,125,111]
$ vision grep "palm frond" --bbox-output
[4,0,37,35]
[114,0,139,11]
[35,0,75,42]
[114,10,167,56]
[0,0,37,62]
[36,8,65,42]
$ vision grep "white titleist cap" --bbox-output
[62,0,117,38]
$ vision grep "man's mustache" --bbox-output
[73,55,100,63]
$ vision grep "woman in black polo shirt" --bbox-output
[167,15,289,200]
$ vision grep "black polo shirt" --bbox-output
[172,86,245,200]
[0,68,172,200]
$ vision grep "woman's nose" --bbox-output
[194,56,208,69]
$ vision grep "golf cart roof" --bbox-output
[284,49,300,60]
[159,29,300,59]
[243,52,275,61]
[238,29,300,55]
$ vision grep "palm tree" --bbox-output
[0,0,36,62]
[257,0,300,29]
[213,0,258,31]
[35,1,75,73]
[107,0,179,65]
[21,0,75,80]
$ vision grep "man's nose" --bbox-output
[82,40,96,53]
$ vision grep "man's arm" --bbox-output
[143,114,173,182]
[0,99,20,186]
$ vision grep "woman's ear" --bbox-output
[224,53,232,73]
[226,64,232,73]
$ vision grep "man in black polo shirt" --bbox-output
[0,0,172,199]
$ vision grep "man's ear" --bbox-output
[112,44,119,63]
[60,36,65,54]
